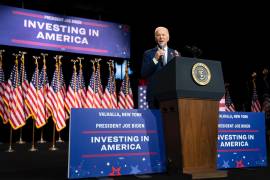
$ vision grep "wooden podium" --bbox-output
[149,57,227,179]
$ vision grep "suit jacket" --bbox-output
[141,46,178,101]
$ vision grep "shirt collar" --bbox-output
[156,45,168,50]
[163,46,168,51]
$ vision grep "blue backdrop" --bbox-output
[0,5,130,58]
[217,112,267,168]
[68,109,166,179]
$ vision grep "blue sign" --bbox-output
[0,5,130,58]
[68,109,166,179]
[217,112,267,168]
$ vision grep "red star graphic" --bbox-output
[236,160,245,168]
[109,166,121,176]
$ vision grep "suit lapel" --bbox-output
[167,48,174,63]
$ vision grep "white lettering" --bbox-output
[36,32,88,45]
[24,19,97,36]
[218,134,247,140]
[101,144,141,151]
[220,141,249,147]
[89,29,99,37]
[91,136,139,143]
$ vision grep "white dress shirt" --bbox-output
[152,46,168,65]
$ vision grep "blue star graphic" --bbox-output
[129,165,141,174]
[222,160,230,168]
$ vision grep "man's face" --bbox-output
[155,28,169,47]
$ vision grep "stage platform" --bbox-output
[0,142,270,179]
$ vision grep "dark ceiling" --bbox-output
[0,0,268,67]
[0,0,269,109]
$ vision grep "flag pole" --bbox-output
[16,127,25,144]
[16,51,27,144]
[251,72,261,112]
[38,53,48,144]
[49,56,60,151]
[6,125,15,152]
[262,68,269,87]
[0,50,4,145]
[49,124,58,151]
[110,60,117,109]
[108,61,112,108]
[262,68,270,120]
[72,59,78,107]
[29,56,40,152]
[37,128,46,144]
[252,72,257,89]
[56,57,65,143]
[78,57,84,108]
[92,60,96,109]
[96,58,102,108]
[6,53,20,152]
[29,114,38,151]
[125,62,129,108]
[56,131,64,143]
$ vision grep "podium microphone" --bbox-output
[157,43,164,60]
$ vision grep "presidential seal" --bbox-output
[192,63,211,85]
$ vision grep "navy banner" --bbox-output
[0,5,130,58]
[217,112,267,168]
[68,109,166,179]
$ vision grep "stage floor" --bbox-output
[0,142,270,180]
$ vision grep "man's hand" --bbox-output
[154,48,165,60]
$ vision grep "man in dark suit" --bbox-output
[141,26,180,108]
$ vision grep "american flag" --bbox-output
[39,61,51,120]
[262,93,270,119]
[262,70,270,121]
[59,61,69,120]
[0,59,4,118]
[92,62,102,108]
[219,95,226,112]
[85,62,95,108]
[47,62,66,131]
[3,72,11,123]
[77,63,87,108]
[65,64,80,113]
[59,62,66,98]
[97,62,103,106]
[25,61,46,128]
[25,62,39,122]
[225,88,236,112]
[118,66,134,109]
[19,60,31,120]
[102,62,117,109]
[0,59,9,124]
[110,63,117,109]
[46,64,57,117]
[5,60,26,129]
[138,85,149,109]
[251,85,261,112]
